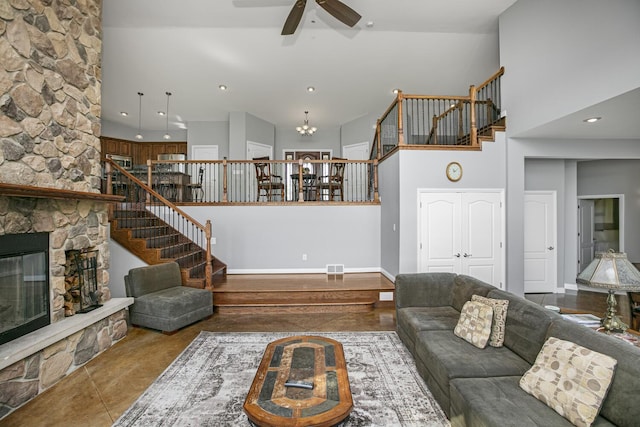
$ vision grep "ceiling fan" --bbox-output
[282,0,361,35]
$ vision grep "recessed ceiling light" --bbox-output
[366,21,374,27]
[120,111,128,116]
[219,84,228,91]
[392,88,401,94]
[157,111,166,116]
[583,117,601,123]
[307,86,315,92]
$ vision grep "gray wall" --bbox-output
[275,127,342,159]
[379,153,400,279]
[229,112,276,159]
[500,0,640,137]
[500,0,640,295]
[187,121,229,159]
[398,133,507,274]
[340,113,378,150]
[183,205,380,272]
[578,159,640,263]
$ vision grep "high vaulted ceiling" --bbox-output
[101,0,518,134]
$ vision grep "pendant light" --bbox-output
[296,111,317,135]
[135,92,144,140]
[163,91,172,140]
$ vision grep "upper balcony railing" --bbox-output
[106,157,379,205]
[371,67,504,159]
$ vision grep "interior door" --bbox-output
[462,193,503,287]
[578,199,595,274]
[419,193,462,273]
[524,192,557,293]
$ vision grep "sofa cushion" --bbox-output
[131,286,212,318]
[487,289,561,364]
[472,294,509,347]
[454,301,494,349]
[449,377,613,427]
[547,319,640,427]
[395,273,456,309]
[414,329,531,412]
[451,275,494,311]
[397,306,460,338]
[126,262,182,297]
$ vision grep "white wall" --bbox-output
[500,0,640,137]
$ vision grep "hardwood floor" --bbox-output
[1,274,630,427]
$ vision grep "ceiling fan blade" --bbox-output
[316,0,361,27]
[282,0,307,35]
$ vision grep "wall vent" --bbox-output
[326,264,344,275]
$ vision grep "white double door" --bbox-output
[419,191,503,288]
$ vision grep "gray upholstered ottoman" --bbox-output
[125,262,213,333]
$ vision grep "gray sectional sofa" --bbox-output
[395,272,640,427]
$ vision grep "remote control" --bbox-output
[284,380,314,390]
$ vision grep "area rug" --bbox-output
[113,331,449,427]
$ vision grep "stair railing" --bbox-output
[372,67,504,158]
[105,157,213,289]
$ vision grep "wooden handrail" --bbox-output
[106,159,213,288]
[476,66,505,92]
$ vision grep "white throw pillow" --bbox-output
[519,337,617,427]
[454,300,494,349]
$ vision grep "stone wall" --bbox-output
[0,0,107,314]
[0,0,129,420]
[0,310,128,418]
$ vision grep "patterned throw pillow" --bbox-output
[454,300,494,349]
[471,295,509,347]
[519,337,617,427]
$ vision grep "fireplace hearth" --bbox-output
[0,233,50,346]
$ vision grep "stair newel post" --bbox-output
[396,91,405,146]
[105,158,114,217]
[205,220,213,290]
[222,159,228,203]
[375,119,382,159]
[469,84,478,147]
[146,159,153,204]
[297,158,304,203]
[373,159,380,203]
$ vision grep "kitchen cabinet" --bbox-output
[100,137,187,166]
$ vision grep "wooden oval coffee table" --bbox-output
[244,335,353,427]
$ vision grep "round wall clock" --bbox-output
[446,162,462,182]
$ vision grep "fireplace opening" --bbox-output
[64,249,102,315]
[0,233,50,346]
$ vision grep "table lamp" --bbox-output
[576,250,640,332]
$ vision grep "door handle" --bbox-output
[548,246,554,250]
[463,253,472,258]
[454,253,461,258]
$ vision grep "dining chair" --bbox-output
[186,166,205,202]
[316,157,346,201]
[253,156,285,201]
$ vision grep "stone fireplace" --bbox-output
[0,0,133,419]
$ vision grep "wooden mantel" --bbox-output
[0,183,124,202]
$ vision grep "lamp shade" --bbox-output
[576,251,640,291]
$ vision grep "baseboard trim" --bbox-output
[227,267,382,275]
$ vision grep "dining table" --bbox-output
[290,173,317,201]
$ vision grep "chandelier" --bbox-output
[296,111,317,136]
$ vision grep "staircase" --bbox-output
[110,203,226,288]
